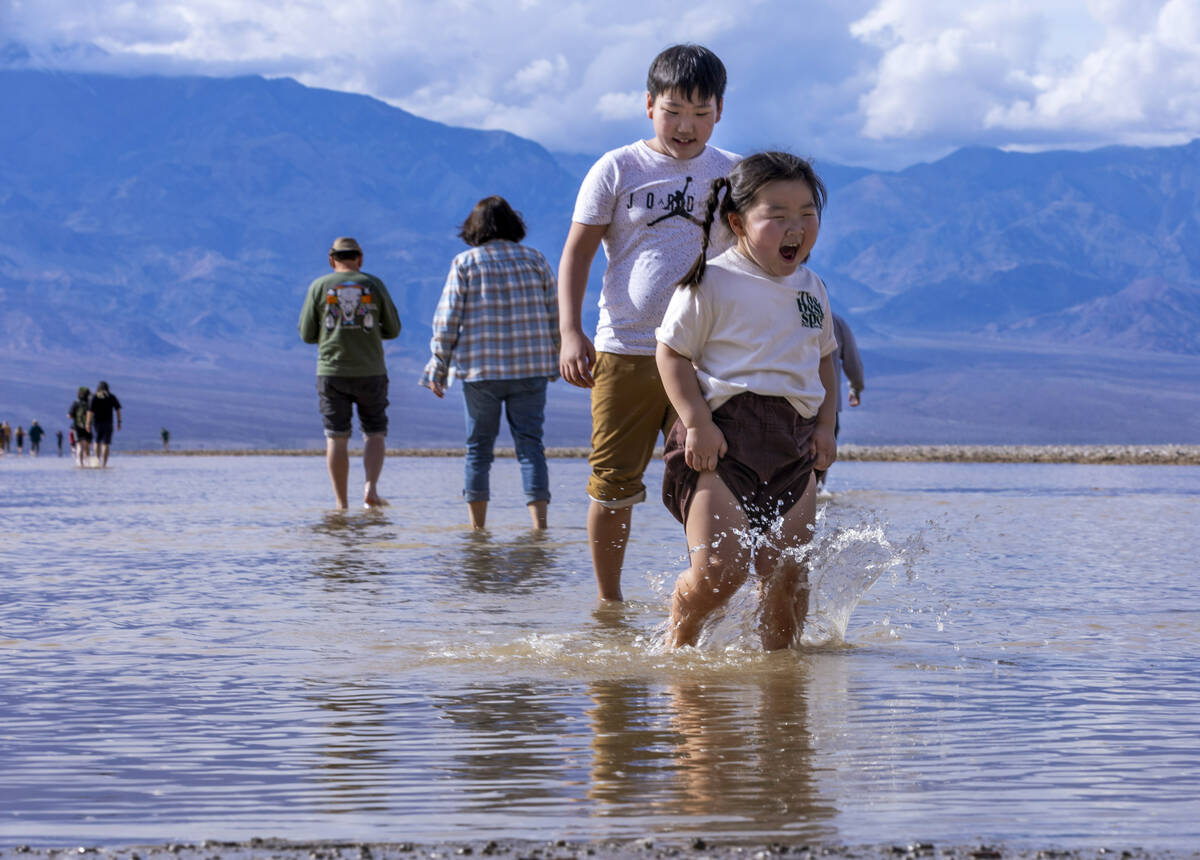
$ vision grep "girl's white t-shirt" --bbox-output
[572,140,740,355]
[655,247,837,418]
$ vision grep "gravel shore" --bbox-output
[131,445,1200,465]
[834,444,1200,465]
[2,841,1195,860]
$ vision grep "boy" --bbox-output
[558,44,739,601]
[298,237,401,509]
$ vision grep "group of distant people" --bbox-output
[0,383,181,466]
[298,44,865,650]
[67,382,123,467]
[0,420,49,456]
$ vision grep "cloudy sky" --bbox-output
[4,0,1199,168]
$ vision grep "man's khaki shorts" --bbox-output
[587,352,677,507]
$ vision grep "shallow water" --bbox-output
[2,454,1199,848]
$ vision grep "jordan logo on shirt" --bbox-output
[627,176,702,227]
[797,292,824,328]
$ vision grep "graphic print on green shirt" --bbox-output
[298,271,401,378]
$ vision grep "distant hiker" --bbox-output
[15,425,24,454]
[161,427,170,451]
[28,421,44,456]
[69,387,92,466]
[87,381,123,468]
[298,236,401,509]
[56,429,64,456]
[420,196,560,530]
[557,44,740,601]
[814,313,865,490]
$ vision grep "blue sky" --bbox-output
[4,0,1199,169]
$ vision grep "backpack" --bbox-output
[72,399,89,428]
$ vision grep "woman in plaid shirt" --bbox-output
[420,196,561,530]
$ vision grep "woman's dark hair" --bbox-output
[678,151,828,288]
[459,196,526,246]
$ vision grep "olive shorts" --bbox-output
[587,352,677,507]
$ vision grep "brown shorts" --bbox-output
[662,392,817,532]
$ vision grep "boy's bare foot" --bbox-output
[363,494,389,508]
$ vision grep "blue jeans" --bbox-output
[462,377,550,504]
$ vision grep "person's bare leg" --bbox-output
[468,500,488,529]
[528,500,547,530]
[98,442,110,467]
[669,472,753,648]
[755,474,818,650]
[589,500,631,601]
[326,436,350,509]
[362,433,388,507]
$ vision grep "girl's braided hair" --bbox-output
[678,151,827,289]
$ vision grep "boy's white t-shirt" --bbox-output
[572,140,741,355]
[655,247,837,418]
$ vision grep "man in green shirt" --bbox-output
[298,237,401,509]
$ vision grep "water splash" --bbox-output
[801,508,926,647]
[646,503,927,652]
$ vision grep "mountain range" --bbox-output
[1,68,1198,448]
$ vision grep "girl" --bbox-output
[655,152,838,649]
[420,196,560,530]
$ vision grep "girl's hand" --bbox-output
[812,424,837,472]
[423,380,445,399]
[685,420,727,472]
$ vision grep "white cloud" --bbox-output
[4,0,1198,168]
[596,90,644,121]
[850,0,1200,150]
[508,55,569,96]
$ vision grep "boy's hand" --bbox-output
[421,380,445,399]
[685,420,727,473]
[812,424,837,473]
[560,330,596,388]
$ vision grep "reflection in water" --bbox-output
[310,681,394,813]
[310,509,399,583]
[586,680,680,811]
[587,666,838,839]
[432,682,580,810]
[448,529,559,594]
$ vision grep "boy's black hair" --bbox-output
[459,196,527,246]
[679,151,828,288]
[647,44,727,105]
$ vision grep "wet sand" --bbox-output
[130,445,1200,465]
[2,841,1195,860]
